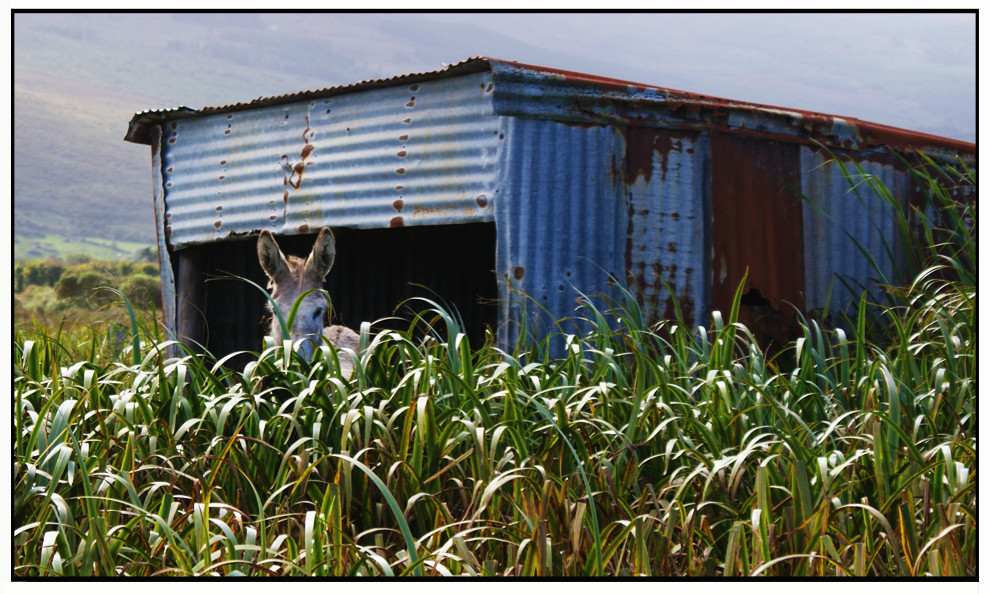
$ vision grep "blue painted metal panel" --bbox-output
[495,117,626,350]
[160,71,500,249]
[623,128,710,330]
[800,147,909,315]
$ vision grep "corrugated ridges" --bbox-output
[624,128,709,328]
[800,148,909,315]
[161,71,500,249]
[495,117,626,350]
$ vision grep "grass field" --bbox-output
[12,158,976,577]
[14,233,155,262]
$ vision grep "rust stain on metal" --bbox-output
[394,185,404,191]
[710,133,805,344]
[165,225,172,238]
[215,206,222,211]
[224,129,231,135]
[396,150,407,158]
[402,118,412,124]
[390,216,404,227]
[395,168,406,174]
[409,84,420,92]
[392,199,404,212]
[622,127,686,185]
[406,97,416,108]
[513,266,525,280]
[412,205,457,218]
[399,134,409,141]
[279,115,316,191]
[213,220,221,230]
[298,224,310,233]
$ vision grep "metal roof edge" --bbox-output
[485,59,976,163]
[123,57,495,145]
[125,56,974,164]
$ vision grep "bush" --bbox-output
[120,273,162,308]
[54,266,115,306]
[16,285,69,317]
[14,259,65,293]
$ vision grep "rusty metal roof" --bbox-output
[126,56,974,162]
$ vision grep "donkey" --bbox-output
[257,227,359,375]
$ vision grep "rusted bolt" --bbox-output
[393,199,404,212]
[390,216,404,228]
[513,267,525,280]
[476,194,488,208]
[298,224,309,233]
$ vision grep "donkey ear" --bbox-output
[304,227,336,281]
[257,230,290,282]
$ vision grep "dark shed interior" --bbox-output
[172,222,498,368]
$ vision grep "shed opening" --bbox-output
[173,222,498,368]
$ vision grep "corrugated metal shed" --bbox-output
[126,56,975,358]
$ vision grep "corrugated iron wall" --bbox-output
[160,71,500,249]
[130,58,974,359]
[711,134,805,317]
[622,127,709,329]
[800,149,909,316]
[495,117,626,349]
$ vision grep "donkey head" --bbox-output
[257,227,336,359]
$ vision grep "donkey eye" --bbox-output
[312,309,324,321]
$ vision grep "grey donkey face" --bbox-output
[257,227,336,359]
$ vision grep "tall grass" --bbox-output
[13,160,975,577]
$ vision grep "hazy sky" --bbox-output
[12,10,978,142]
[410,12,977,142]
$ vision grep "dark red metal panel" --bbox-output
[710,133,804,345]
